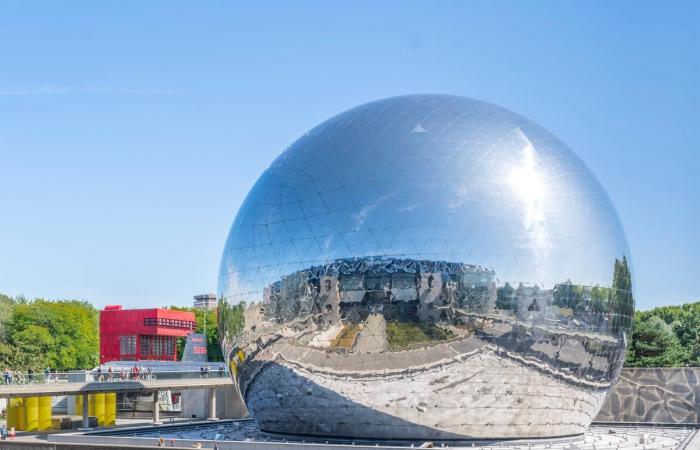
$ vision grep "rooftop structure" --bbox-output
[194,294,217,310]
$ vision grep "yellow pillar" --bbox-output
[91,393,105,426]
[16,397,26,431]
[38,396,52,430]
[24,397,39,431]
[104,393,116,426]
[75,395,83,416]
[6,398,17,428]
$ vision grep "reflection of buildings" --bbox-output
[219,256,629,439]
[262,257,497,327]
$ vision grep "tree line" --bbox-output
[625,299,700,367]
[0,292,697,370]
[0,293,99,371]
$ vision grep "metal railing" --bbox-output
[1,368,230,386]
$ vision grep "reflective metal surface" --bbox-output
[217,95,634,440]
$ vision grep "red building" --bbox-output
[99,305,196,364]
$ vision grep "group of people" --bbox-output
[3,367,53,385]
[94,365,154,381]
[199,365,226,378]
[0,424,16,440]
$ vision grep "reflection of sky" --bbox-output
[507,128,551,281]
[219,95,631,301]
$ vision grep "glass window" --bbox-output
[140,335,151,356]
[119,335,137,356]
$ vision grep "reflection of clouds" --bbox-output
[352,193,394,231]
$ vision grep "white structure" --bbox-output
[194,294,217,310]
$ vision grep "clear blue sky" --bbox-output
[0,1,697,311]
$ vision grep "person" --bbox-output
[27,367,34,383]
[218,365,225,378]
[8,426,15,440]
[108,365,114,382]
[158,436,165,447]
[3,368,10,385]
[1,424,7,440]
[96,366,104,382]
[120,367,126,381]
[44,367,51,383]
[213,443,219,450]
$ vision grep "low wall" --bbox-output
[0,442,193,450]
[596,367,700,424]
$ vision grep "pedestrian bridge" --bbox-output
[0,375,232,398]
[0,370,234,429]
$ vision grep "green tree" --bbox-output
[168,306,223,362]
[10,324,53,368]
[0,297,98,371]
[626,300,700,366]
[625,316,689,367]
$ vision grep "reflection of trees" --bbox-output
[495,282,517,311]
[610,256,634,336]
[552,280,589,313]
[551,281,613,321]
[217,300,246,345]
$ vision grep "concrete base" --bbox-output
[181,385,245,420]
[43,423,697,450]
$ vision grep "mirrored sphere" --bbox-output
[217,95,634,440]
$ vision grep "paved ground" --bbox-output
[354,314,387,353]
[48,421,697,450]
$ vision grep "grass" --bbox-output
[386,322,454,350]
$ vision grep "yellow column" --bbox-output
[6,398,17,428]
[24,397,39,431]
[104,393,116,426]
[91,393,105,426]
[38,396,52,430]
[75,395,83,416]
[16,398,26,431]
